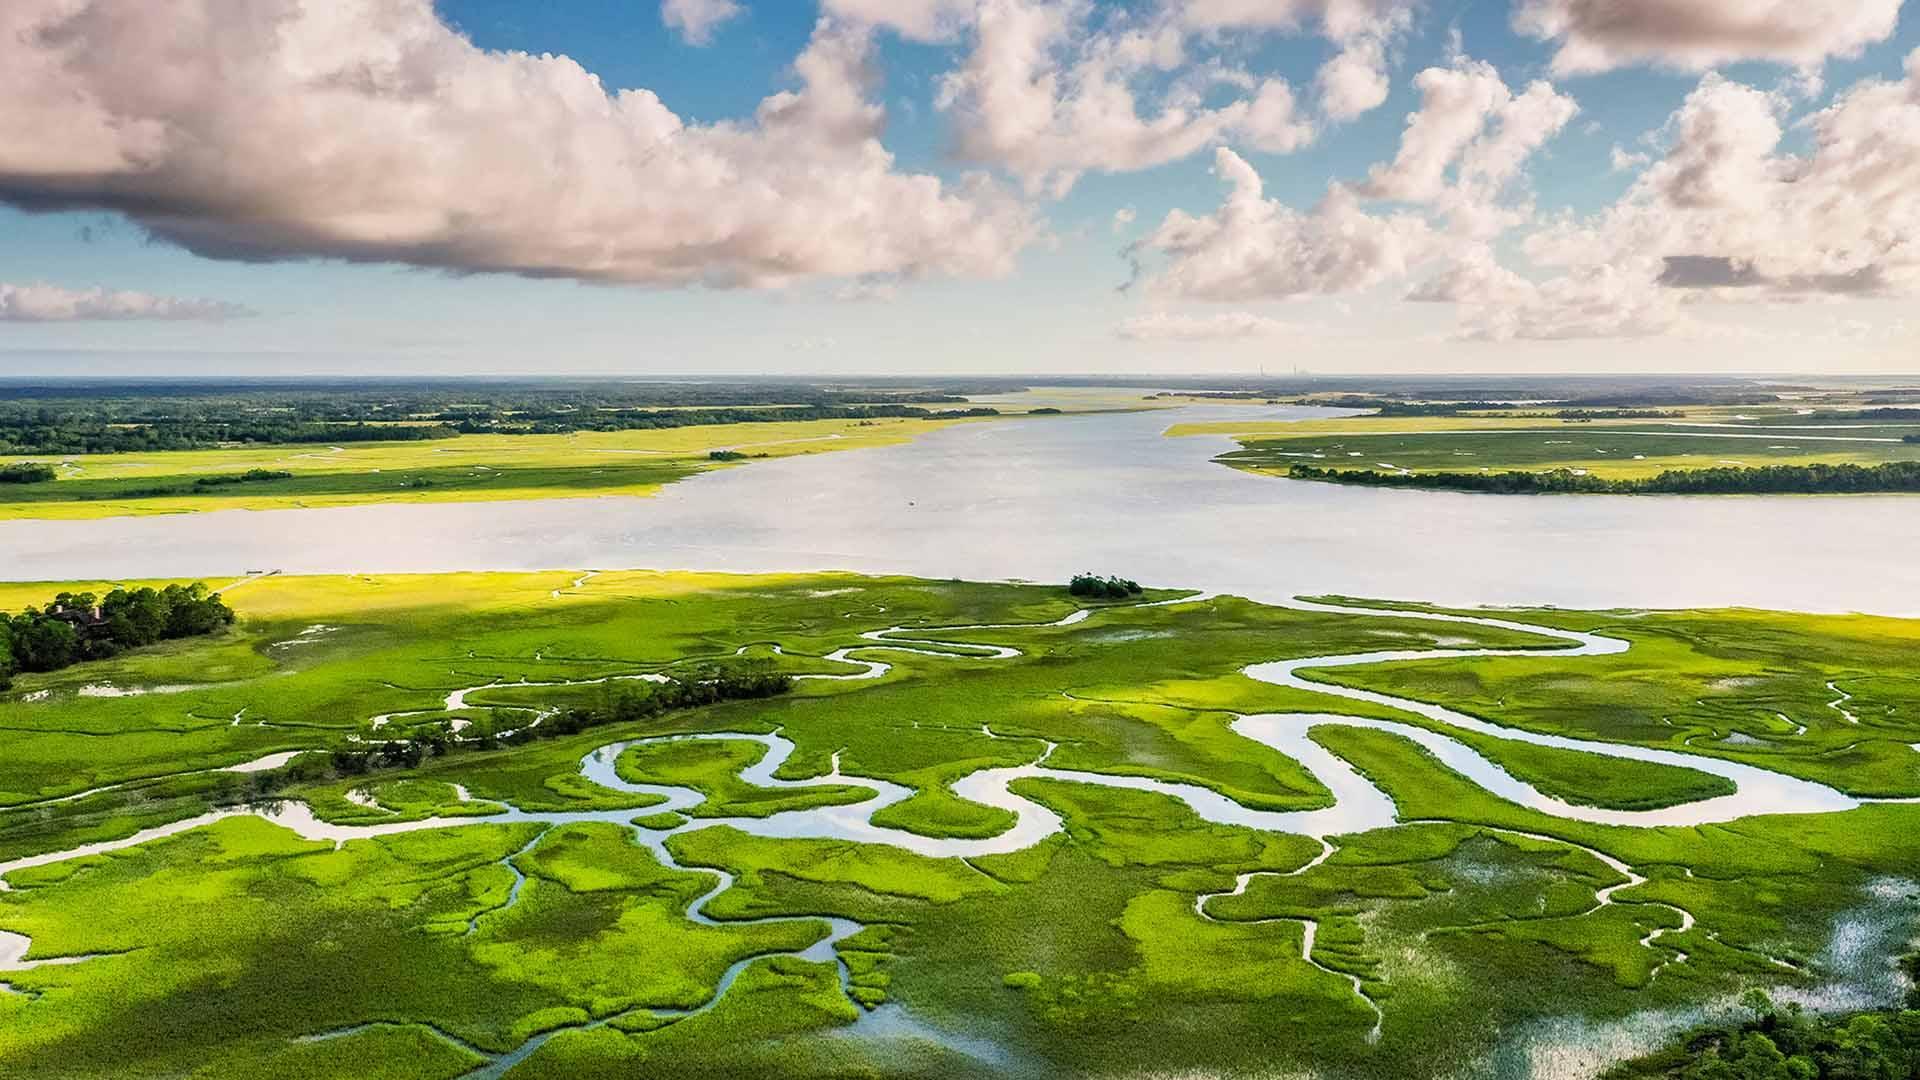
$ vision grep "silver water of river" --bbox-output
[0,405,1915,614]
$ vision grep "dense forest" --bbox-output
[0,380,1021,454]
[0,583,235,689]
[0,382,1002,454]
[1286,461,1920,495]
[1606,989,1920,1079]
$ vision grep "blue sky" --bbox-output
[0,0,1916,376]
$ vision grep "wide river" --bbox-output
[1,404,1916,614]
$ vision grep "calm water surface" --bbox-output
[2,405,1915,613]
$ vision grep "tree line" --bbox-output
[0,417,456,455]
[0,404,1002,455]
[456,404,1000,436]
[0,379,1021,455]
[0,583,236,689]
[1286,461,1920,495]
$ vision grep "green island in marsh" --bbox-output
[1,569,1919,1078]
[1173,398,1920,494]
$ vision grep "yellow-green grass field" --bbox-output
[1172,407,1920,482]
[0,416,992,521]
[3,571,1920,1077]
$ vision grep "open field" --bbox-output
[1,572,1919,1078]
[0,417,992,520]
[1173,407,1920,484]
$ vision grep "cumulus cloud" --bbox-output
[1514,0,1903,75]
[0,283,252,322]
[661,0,743,45]
[1527,55,1920,300]
[822,0,979,42]
[1453,266,1685,341]
[1317,33,1396,120]
[934,0,1314,196]
[1610,145,1652,172]
[1128,55,1572,305]
[1406,50,1920,340]
[0,1,1034,289]
[1406,247,1682,341]
[1130,43,1920,344]
[1360,58,1579,211]
[1117,310,1300,341]
[1169,0,1416,121]
[1129,147,1432,300]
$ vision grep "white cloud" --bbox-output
[1128,46,1920,345]
[1170,0,1416,121]
[1129,147,1432,300]
[1169,0,1407,36]
[821,0,979,42]
[1406,247,1683,341]
[1610,145,1652,172]
[1112,206,1138,232]
[1514,0,1903,75]
[0,283,251,322]
[1127,54,1574,308]
[1407,50,1920,341]
[1528,55,1920,300]
[0,1,1035,290]
[660,0,743,45]
[1317,34,1395,121]
[1117,310,1300,340]
[934,0,1314,196]
[1455,266,1686,341]
[1360,58,1579,210]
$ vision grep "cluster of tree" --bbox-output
[192,469,294,488]
[322,661,792,776]
[0,462,56,484]
[1606,988,1920,1079]
[0,583,235,688]
[1070,573,1143,598]
[1858,408,1920,420]
[1288,461,1920,496]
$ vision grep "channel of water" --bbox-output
[0,593,1872,1066]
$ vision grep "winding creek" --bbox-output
[0,594,1878,1071]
